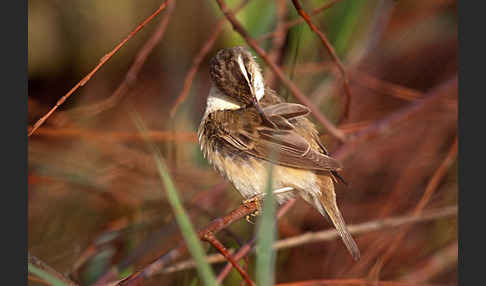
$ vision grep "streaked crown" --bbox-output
[209,46,265,106]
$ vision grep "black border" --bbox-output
[4,0,27,285]
[458,0,479,285]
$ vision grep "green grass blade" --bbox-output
[256,164,277,286]
[28,264,70,286]
[130,111,217,286]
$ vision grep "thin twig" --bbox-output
[69,0,176,120]
[217,198,297,283]
[275,278,449,286]
[214,0,346,142]
[116,200,261,286]
[350,70,424,101]
[264,0,288,88]
[342,77,458,276]
[169,0,249,118]
[217,240,256,283]
[401,241,458,283]
[338,120,374,134]
[30,118,377,142]
[333,75,457,162]
[28,254,79,286]
[29,117,379,144]
[273,206,456,250]
[90,184,228,286]
[163,205,456,273]
[30,126,197,143]
[290,0,352,120]
[369,135,458,280]
[202,233,255,286]
[28,0,172,137]
[28,275,51,286]
[257,0,344,42]
[169,21,225,118]
[292,62,424,101]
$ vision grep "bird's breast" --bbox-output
[198,116,323,202]
[206,146,269,199]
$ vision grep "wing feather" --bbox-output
[208,102,342,172]
[263,103,310,119]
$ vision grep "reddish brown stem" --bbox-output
[169,21,225,118]
[350,70,424,101]
[401,241,458,283]
[28,254,79,286]
[334,76,457,162]
[116,200,261,286]
[169,0,249,118]
[217,199,297,283]
[275,278,447,286]
[29,127,197,143]
[69,0,176,120]
[217,241,255,283]
[290,62,424,102]
[214,0,346,142]
[368,135,458,280]
[164,206,456,274]
[202,233,255,286]
[28,0,172,137]
[290,0,352,121]
[257,0,344,42]
[326,76,457,277]
[264,0,288,89]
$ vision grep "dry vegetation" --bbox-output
[28,0,457,285]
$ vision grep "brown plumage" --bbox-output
[198,47,360,260]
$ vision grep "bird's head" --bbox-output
[209,46,265,108]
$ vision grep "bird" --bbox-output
[197,46,360,260]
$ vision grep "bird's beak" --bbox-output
[249,85,262,112]
[250,86,275,128]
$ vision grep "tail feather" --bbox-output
[313,194,360,260]
[310,177,360,261]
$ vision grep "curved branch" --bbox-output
[28,0,173,136]
[290,0,352,119]
[163,206,457,273]
[169,0,249,118]
[116,200,261,286]
[214,0,346,142]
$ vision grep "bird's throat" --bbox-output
[204,85,242,116]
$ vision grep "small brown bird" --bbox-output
[197,46,360,260]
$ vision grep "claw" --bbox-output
[243,195,263,224]
[241,188,296,224]
[245,214,255,224]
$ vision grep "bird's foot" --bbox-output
[243,195,264,224]
[245,212,260,224]
[242,187,296,224]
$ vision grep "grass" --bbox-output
[28,264,70,286]
[256,161,278,286]
[130,110,217,285]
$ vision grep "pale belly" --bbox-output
[208,151,321,204]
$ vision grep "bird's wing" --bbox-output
[209,104,342,171]
[263,102,310,119]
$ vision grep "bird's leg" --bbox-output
[243,187,295,223]
[243,195,262,224]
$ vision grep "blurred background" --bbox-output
[28,0,458,285]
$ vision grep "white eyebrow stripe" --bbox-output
[237,53,264,102]
[237,54,251,84]
[252,68,264,101]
